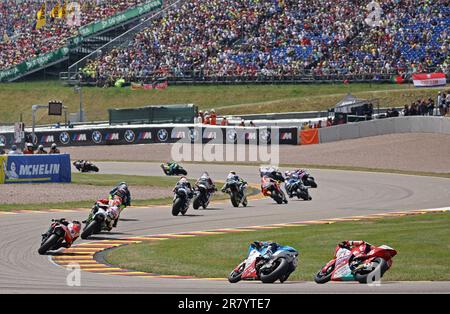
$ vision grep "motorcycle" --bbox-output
[38,219,73,255]
[160,163,187,176]
[299,170,317,188]
[259,167,285,182]
[222,179,247,208]
[314,243,397,284]
[228,243,299,284]
[193,183,213,210]
[286,179,312,201]
[261,176,288,204]
[81,202,115,239]
[172,186,191,216]
[73,160,99,173]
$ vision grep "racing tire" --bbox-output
[91,166,99,173]
[272,192,283,204]
[193,198,200,210]
[354,257,388,284]
[38,234,60,255]
[230,191,240,207]
[228,266,244,283]
[260,258,290,283]
[172,198,183,216]
[314,263,335,284]
[81,221,99,240]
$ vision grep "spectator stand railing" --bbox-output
[66,0,181,81]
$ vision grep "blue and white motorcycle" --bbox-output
[228,242,299,284]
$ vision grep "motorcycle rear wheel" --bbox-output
[81,221,99,239]
[260,258,290,283]
[193,198,201,210]
[172,198,183,216]
[231,191,240,207]
[354,257,388,284]
[38,234,60,255]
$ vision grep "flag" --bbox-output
[412,73,447,87]
[58,1,66,19]
[35,3,46,30]
[51,3,60,19]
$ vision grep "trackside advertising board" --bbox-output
[1,154,71,184]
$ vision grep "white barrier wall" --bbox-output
[318,117,450,143]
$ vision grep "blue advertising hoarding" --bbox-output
[1,154,71,184]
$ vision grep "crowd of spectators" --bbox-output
[0,0,150,71]
[399,90,450,116]
[80,0,449,85]
[0,142,61,155]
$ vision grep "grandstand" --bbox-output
[0,0,449,84]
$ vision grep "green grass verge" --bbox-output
[0,80,445,124]
[71,173,180,187]
[105,212,450,281]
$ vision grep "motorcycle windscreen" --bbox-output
[331,249,355,281]
[241,249,260,279]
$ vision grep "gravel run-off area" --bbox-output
[0,184,172,205]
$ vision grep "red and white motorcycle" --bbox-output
[314,241,397,284]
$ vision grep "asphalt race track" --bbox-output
[1,162,450,293]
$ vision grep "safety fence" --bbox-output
[1,117,449,150]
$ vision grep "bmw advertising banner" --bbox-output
[1,154,71,184]
[0,126,298,149]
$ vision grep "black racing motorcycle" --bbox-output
[193,183,214,210]
[172,186,191,216]
[286,179,312,201]
[300,171,317,188]
[73,160,99,173]
[222,179,247,208]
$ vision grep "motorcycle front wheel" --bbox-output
[228,265,244,283]
[314,263,335,284]
[354,257,388,284]
[260,258,290,283]
[38,234,60,255]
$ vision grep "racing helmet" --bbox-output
[70,221,81,235]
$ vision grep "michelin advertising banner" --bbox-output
[1,154,71,184]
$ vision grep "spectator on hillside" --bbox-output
[221,117,229,126]
[209,109,217,126]
[36,145,47,155]
[22,143,34,155]
[49,143,60,154]
[8,145,21,155]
